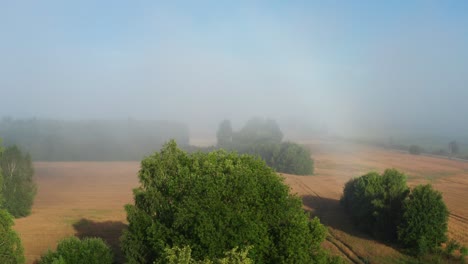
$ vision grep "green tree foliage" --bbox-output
[274,142,314,175]
[397,184,449,253]
[243,142,314,175]
[340,169,409,241]
[460,246,468,259]
[163,246,253,264]
[0,209,25,264]
[216,120,233,148]
[122,140,333,264]
[0,146,37,218]
[445,239,461,256]
[38,237,113,264]
[218,118,314,175]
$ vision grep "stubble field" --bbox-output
[14,140,468,263]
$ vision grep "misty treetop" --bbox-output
[122,140,339,264]
[216,118,314,175]
[0,118,189,161]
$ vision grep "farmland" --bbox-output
[13,140,468,263]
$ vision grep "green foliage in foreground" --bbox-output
[341,169,449,254]
[122,140,337,264]
[163,246,253,264]
[0,146,37,218]
[0,209,25,264]
[38,237,113,264]
[398,184,449,254]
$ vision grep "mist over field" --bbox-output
[1,1,467,141]
[3,2,468,264]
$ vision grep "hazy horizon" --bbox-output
[1,1,467,139]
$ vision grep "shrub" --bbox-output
[0,146,37,218]
[460,246,468,259]
[397,184,449,253]
[0,209,25,264]
[445,239,461,256]
[340,169,409,241]
[38,237,113,264]
[122,140,333,264]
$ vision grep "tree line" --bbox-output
[0,118,189,161]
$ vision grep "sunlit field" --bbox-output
[13,140,468,263]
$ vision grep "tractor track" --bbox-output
[292,177,365,264]
[450,212,468,224]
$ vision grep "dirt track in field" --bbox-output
[13,140,468,263]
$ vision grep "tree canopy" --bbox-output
[216,119,314,175]
[340,169,409,241]
[341,169,449,254]
[38,237,113,264]
[0,209,25,264]
[0,146,37,217]
[397,184,449,254]
[121,140,336,264]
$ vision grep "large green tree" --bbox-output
[0,209,25,264]
[121,140,337,264]
[341,169,409,241]
[397,184,449,254]
[0,146,37,218]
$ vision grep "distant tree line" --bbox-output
[216,118,314,175]
[341,169,449,255]
[0,117,190,161]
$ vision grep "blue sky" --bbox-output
[1,1,468,136]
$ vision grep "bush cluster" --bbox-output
[121,140,336,264]
[341,169,449,254]
[216,119,314,175]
